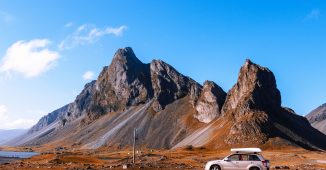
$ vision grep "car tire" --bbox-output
[210,165,221,170]
[249,167,260,170]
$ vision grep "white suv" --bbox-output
[205,148,270,170]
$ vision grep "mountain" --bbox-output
[8,48,326,151]
[9,80,96,146]
[220,60,326,149]
[0,129,27,145]
[306,103,326,135]
[8,47,208,148]
[174,59,326,150]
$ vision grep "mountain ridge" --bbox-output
[7,47,326,151]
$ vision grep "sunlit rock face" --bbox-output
[194,81,226,123]
[87,47,153,120]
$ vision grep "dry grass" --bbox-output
[1,146,325,169]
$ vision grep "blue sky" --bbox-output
[0,0,325,129]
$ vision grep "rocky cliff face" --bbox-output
[221,59,281,144]
[219,59,326,150]
[87,48,153,120]
[306,103,326,135]
[194,81,226,123]
[150,60,202,112]
[222,59,281,115]
[28,105,69,134]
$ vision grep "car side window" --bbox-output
[249,155,261,161]
[240,154,249,161]
[228,154,240,161]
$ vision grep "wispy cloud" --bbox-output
[0,105,36,129]
[82,70,94,80]
[64,22,73,28]
[0,39,60,78]
[59,24,127,50]
[304,9,320,21]
[0,10,13,23]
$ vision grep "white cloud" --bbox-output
[304,9,320,21]
[0,105,36,129]
[0,10,13,23]
[0,39,60,78]
[83,71,94,80]
[59,24,127,50]
[0,105,8,118]
[64,22,73,28]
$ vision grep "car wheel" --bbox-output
[249,167,260,170]
[210,165,221,170]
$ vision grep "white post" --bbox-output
[133,128,136,164]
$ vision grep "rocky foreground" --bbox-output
[0,147,325,170]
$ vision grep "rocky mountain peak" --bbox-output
[201,81,226,107]
[222,59,281,115]
[150,59,202,112]
[111,47,143,68]
[221,59,282,144]
[87,47,153,120]
[194,81,226,123]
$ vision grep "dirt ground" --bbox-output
[0,146,325,170]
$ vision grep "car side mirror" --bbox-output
[224,158,230,161]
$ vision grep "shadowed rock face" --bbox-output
[150,60,202,112]
[64,81,97,122]
[194,81,226,123]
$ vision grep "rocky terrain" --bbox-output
[0,147,325,170]
[306,103,326,135]
[7,47,326,152]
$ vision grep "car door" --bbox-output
[223,154,241,170]
[237,154,251,170]
[248,154,263,168]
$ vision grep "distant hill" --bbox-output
[0,129,27,145]
[306,103,326,135]
[8,47,326,151]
